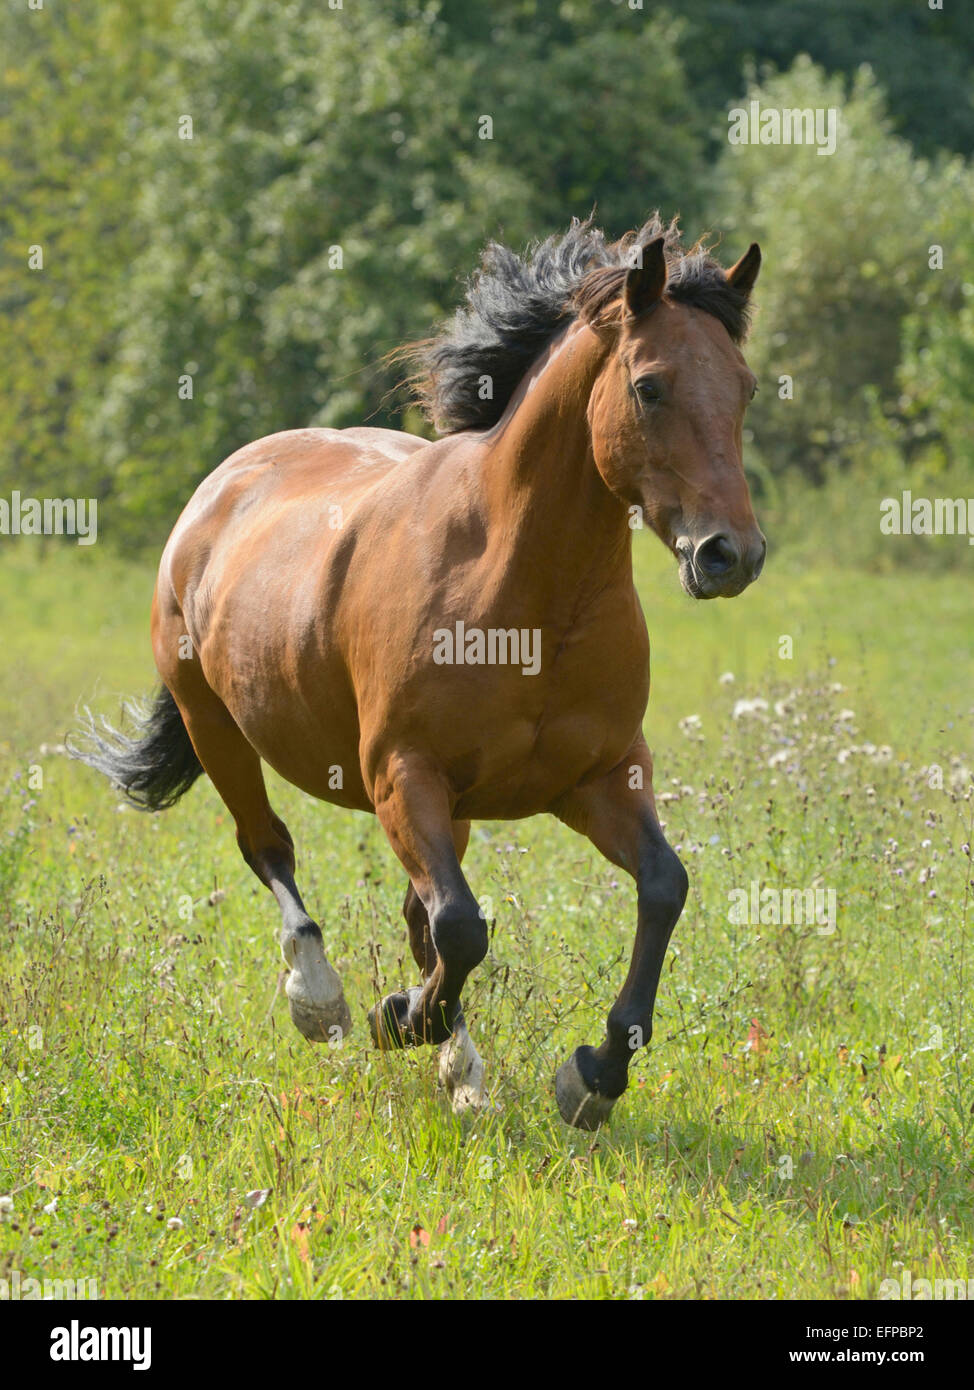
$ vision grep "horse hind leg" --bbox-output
[163,656,351,1044]
[401,823,488,1114]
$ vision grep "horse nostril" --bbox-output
[694,534,739,577]
[751,538,767,580]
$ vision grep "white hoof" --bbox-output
[281,926,351,1044]
[438,1021,489,1114]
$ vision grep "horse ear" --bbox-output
[727,242,761,298]
[624,235,667,318]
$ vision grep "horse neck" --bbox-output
[477,322,633,605]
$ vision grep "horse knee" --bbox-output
[431,900,488,973]
[638,844,688,921]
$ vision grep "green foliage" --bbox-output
[715,60,945,481]
[1,4,973,549]
[897,160,974,463]
[2,0,708,548]
[678,0,974,161]
[0,0,173,505]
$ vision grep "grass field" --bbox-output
[0,538,972,1299]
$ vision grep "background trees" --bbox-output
[2,0,971,551]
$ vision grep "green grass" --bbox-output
[0,540,972,1299]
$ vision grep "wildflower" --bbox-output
[732,698,769,720]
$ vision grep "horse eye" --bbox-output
[635,377,663,404]
[750,383,759,401]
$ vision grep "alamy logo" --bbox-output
[1,1271,98,1300]
[727,100,838,156]
[0,491,98,545]
[880,1270,974,1300]
[50,1320,151,1371]
[728,881,836,935]
[432,621,541,676]
[880,492,974,544]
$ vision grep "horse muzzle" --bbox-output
[676,531,766,599]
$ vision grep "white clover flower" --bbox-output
[732,697,769,720]
[718,672,735,685]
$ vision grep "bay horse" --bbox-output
[74,214,765,1129]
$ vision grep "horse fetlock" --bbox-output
[608,1009,653,1056]
[408,995,458,1046]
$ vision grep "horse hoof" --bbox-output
[438,1025,490,1115]
[368,989,423,1050]
[288,990,352,1044]
[555,1051,617,1131]
[282,925,352,1045]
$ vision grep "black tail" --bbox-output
[68,685,204,811]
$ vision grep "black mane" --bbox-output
[404,213,751,434]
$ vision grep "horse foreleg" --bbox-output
[369,758,487,1057]
[551,740,688,1129]
[401,821,488,1112]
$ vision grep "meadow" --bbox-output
[0,538,971,1299]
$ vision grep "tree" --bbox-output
[0,0,173,508]
[897,159,974,464]
[678,0,974,161]
[82,0,705,545]
[714,59,943,481]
